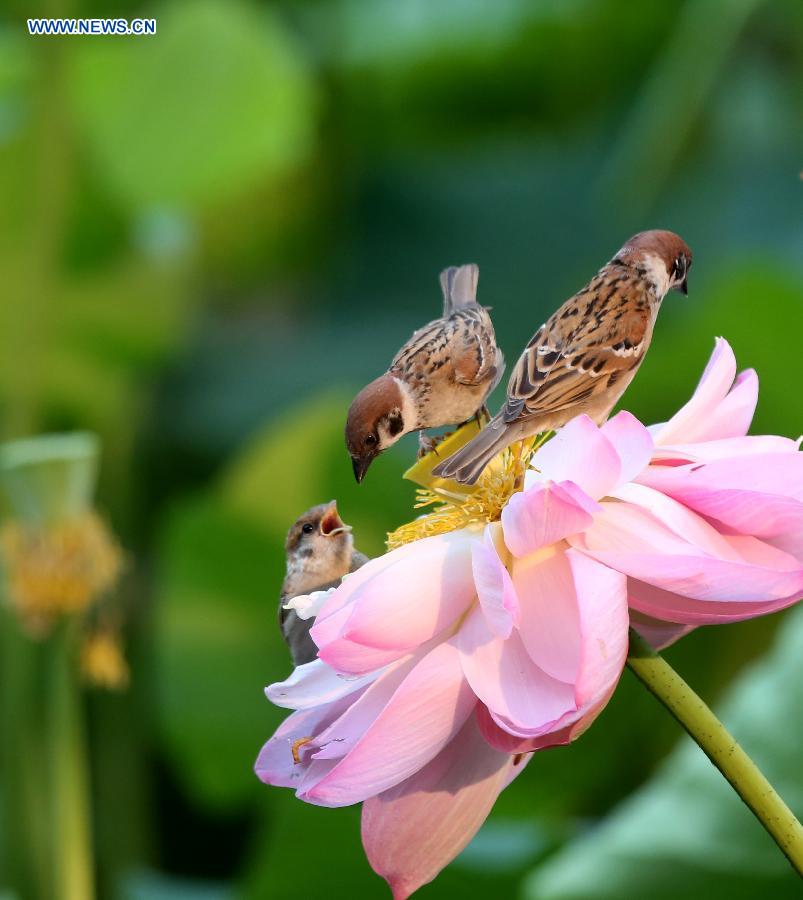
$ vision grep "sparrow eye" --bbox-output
[301,523,314,535]
[365,433,377,447]
[672,257,686,280]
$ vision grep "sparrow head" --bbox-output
[284,500,354,585]
[345,374,408,483]
[614,230,693,298]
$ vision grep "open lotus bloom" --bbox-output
[256,338,802,898]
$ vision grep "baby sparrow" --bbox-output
[345,264,504,482]
[434,229,692,484]
[279,501,368,666]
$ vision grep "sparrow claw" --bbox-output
[418,434,440,459]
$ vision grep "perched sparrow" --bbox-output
[434,230,692,484]
[345,264,504,482]
[279,501,368,666]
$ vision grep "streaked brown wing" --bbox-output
[390,316,452,372]
[502,306,649,424]
[452,308,502,386]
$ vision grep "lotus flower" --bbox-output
[256,338,802,897]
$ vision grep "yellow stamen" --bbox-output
[291,736,314,764]
[0,512,123,636]
[80,629,130,690]
[387,429,554,550]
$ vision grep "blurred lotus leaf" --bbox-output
[69,0,317,210]
[524,606,803,900]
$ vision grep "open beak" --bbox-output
[351,455,373,484]
[319,501,351,537]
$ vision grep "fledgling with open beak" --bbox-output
[279,502,368,666]
[434,229,692,484]
[345,264,504,482]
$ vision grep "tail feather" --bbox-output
[432,420,511,485]
[440,263,479,315]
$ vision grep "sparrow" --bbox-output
[345,263,504,482]
[433,229,692,484]
[279,501,368,666]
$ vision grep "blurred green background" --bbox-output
[1,0,802,897]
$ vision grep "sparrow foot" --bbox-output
[417,434,441,458]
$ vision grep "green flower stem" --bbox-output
[0,612,50,900]
[627,629,803,876]
[49,620,95,900]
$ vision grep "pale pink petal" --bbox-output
[628,578,802,624]
[527,415,621,500]
[362,714,517,900]
[301,642,475,807]
[610,482,745,560]
[652,338,744,445]
[476,681,619,754]
[600,411,654,485]
[254,695,357,789]
[316,636,413,676]
[700,367,758,440]
[512,546,582,683]
[310,651,427,762]
[583,498,740,559]
[640,452,803,504]
[502,480,598,558]
[579,542,803,603]
[314,539,425,625]
[472,527,519,639]
[457,605,575,731]
[489,550,627,746]
[650,434,800,465]
[568,550,629,708]
[318,531,476,655]
[266,658,382,710]
[628,608,696,650]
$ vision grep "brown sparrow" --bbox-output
[279,501,368,666]
[345,264,504,482]
[433,230,692,484]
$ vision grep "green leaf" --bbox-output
[524,606,803,900]
[70,0,316,210]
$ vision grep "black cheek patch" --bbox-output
[387,414,404,437]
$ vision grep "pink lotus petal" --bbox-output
[502,480,598,558]
[652,338,744,445]
[316,636,413,676]
[255,695,357,789]
[314,539,426,624]
[301,642,475,807]
[650,434,800,465]
[266,658,382,710]
[362,714,516,900]
[640,452,803,504]
[628,578,803,624]
[575,501,803,603]
[601,411,654,485]
[311,652,424,762]
[628,608,696,650]
[472,525,519,639]
[319,531,476,654]
[512,546,582,683]
[457,604,576,731]
[476,680,619,753]
[528,415,621,500]
[567,549,629,708]
[611,482,745,560]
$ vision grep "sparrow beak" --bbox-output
[679,275,689,296]
[319,502,351,537]
[351,455,373,484]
